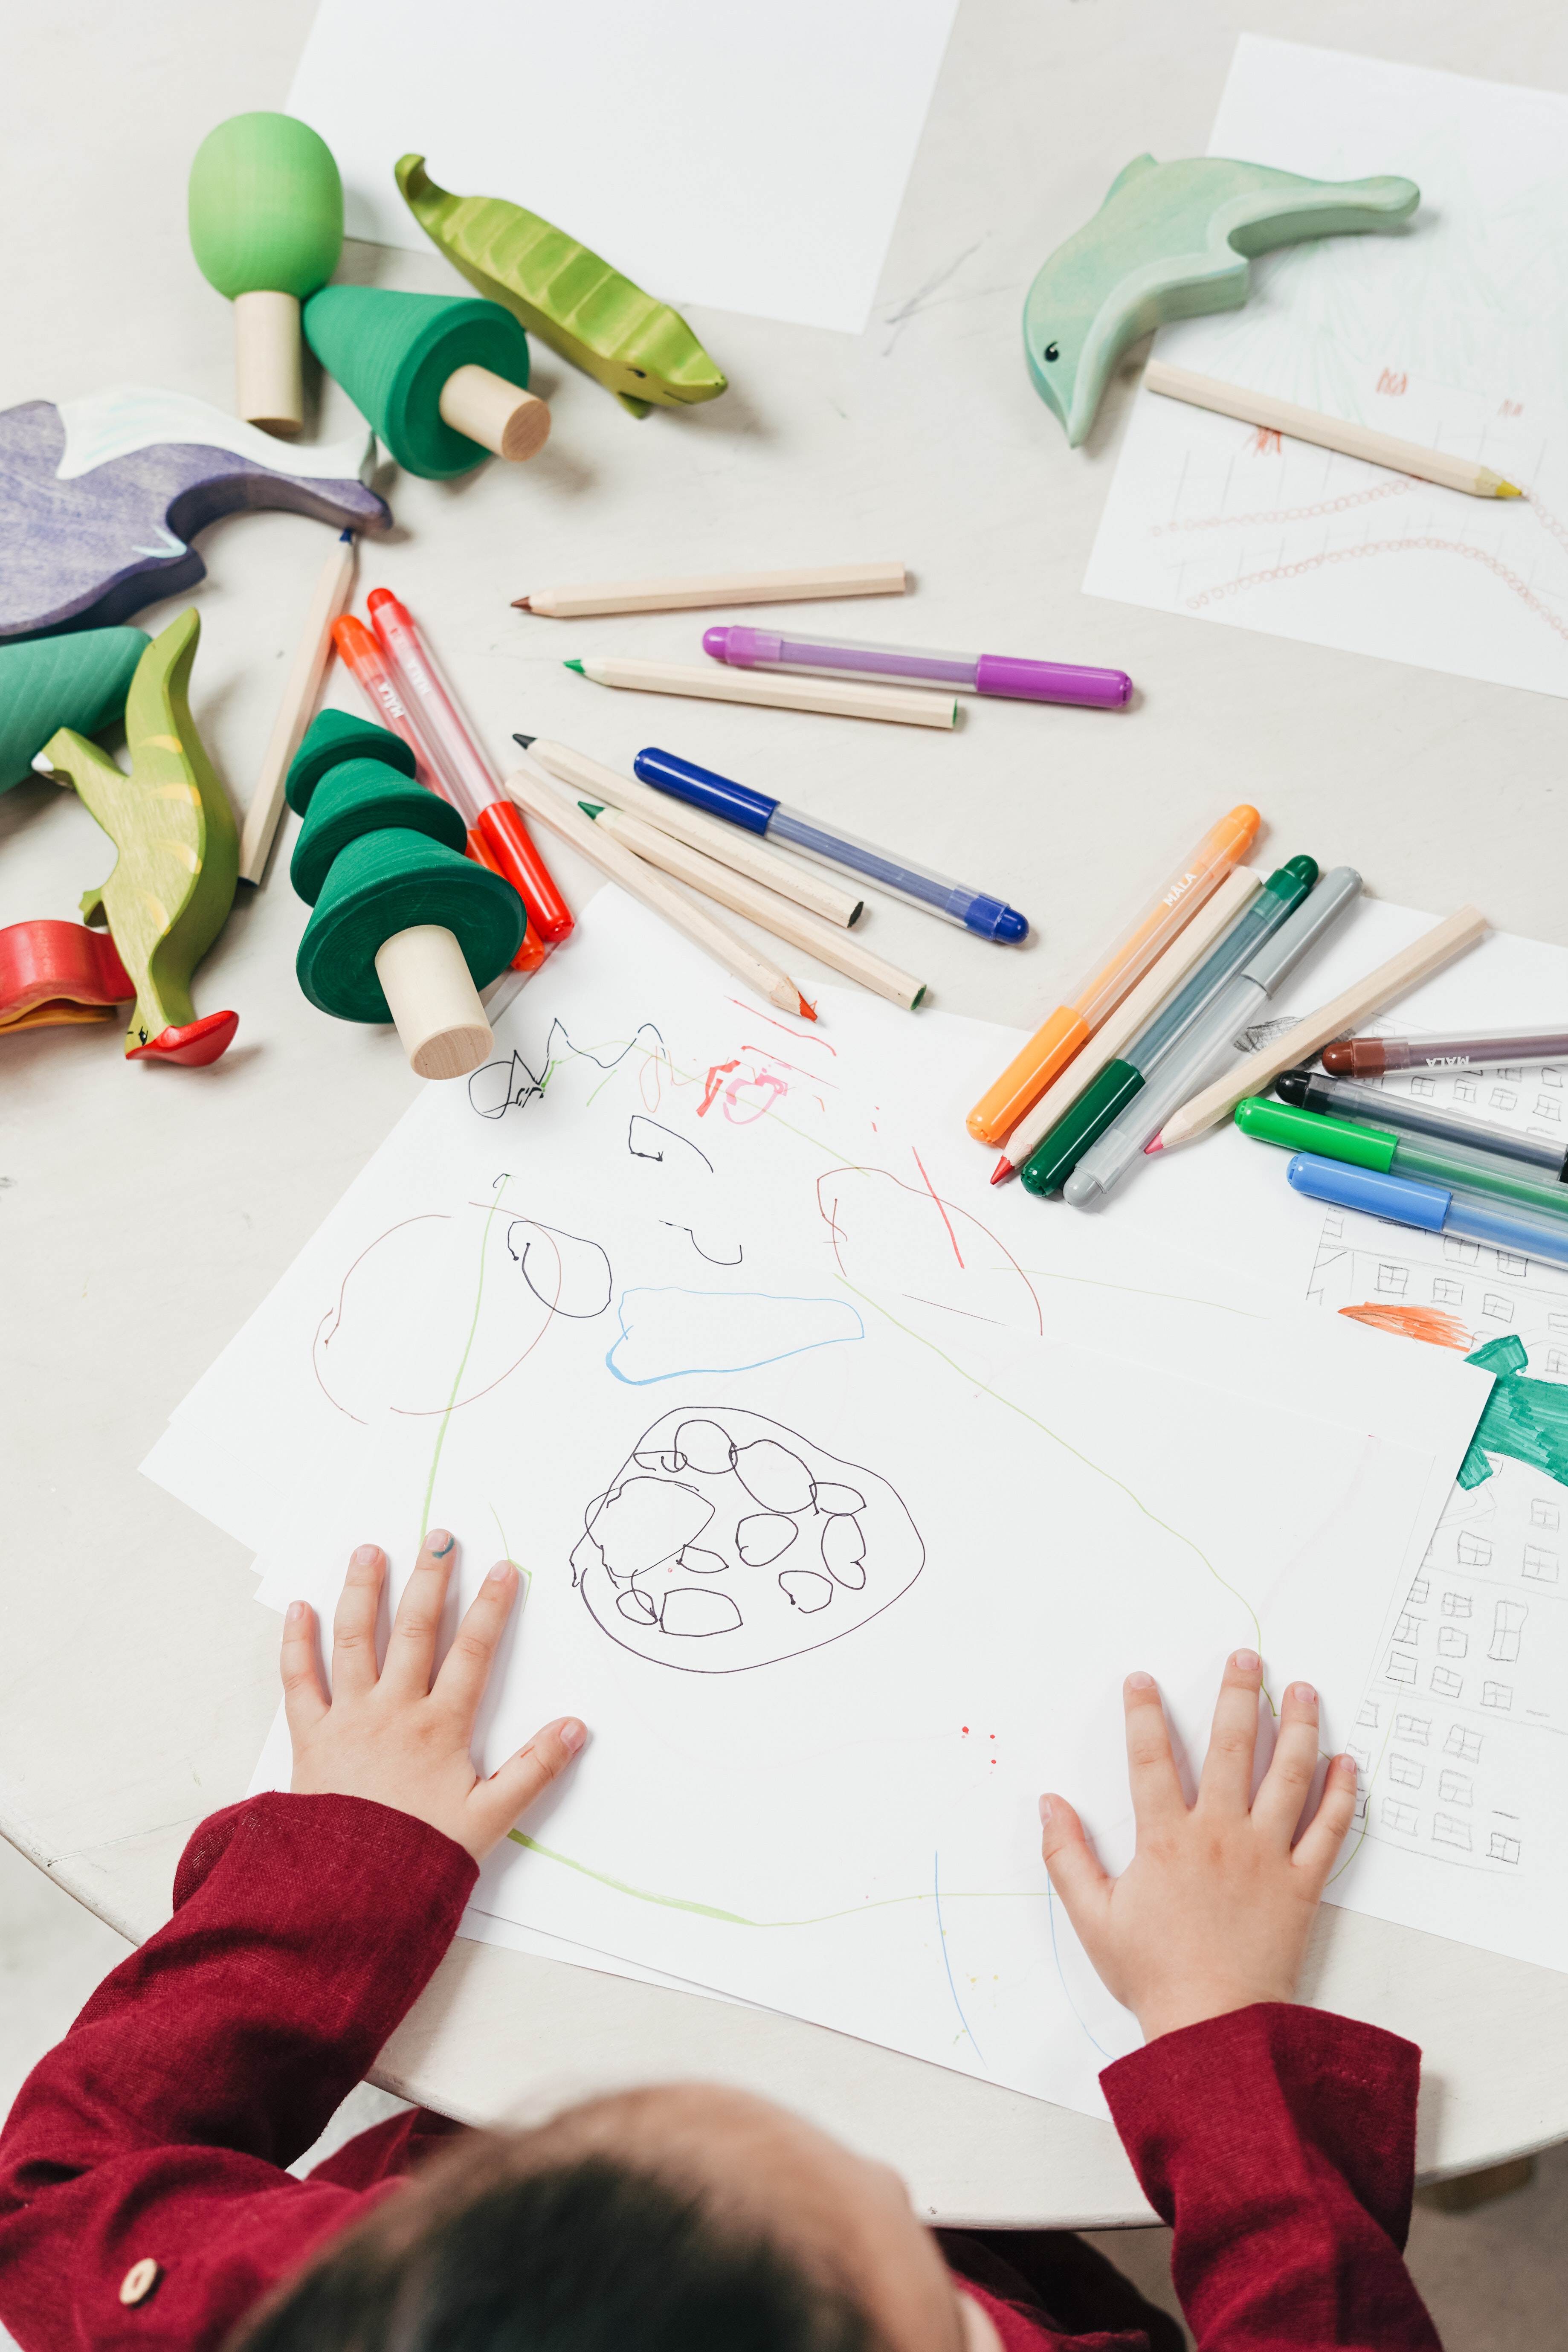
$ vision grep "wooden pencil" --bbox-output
[519,735,863,928]
[564,654,956,729]
[1145,362,1523,499]
[1157,904,1490,1149]
[515,560,907,618]
[994,865,1263,1175]
[238,528,356,883]
[505,757,817,1021]
[587,801,927,1012]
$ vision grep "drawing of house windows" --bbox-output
[1490,1088,1518,1111]
[1377,1262,1411,1297]
[1522,1546,1559,1582]
[1389,1755,1423,1789]
[1347,1744,1371,1775]
[1535,1097,1562,1121]
[1443,1237,1480,1265]
[1381,1799,1419,1836]
[1445,1726,1483,1763]
[1501,1068,1524,1083]
[1494,1257,1528,1280]
[1430,1666,1463,1697]
[1356,1701,1380,1728]
[1453,1079,1478,1104]
[1458,1534,1493,1567]
[1393,1612,1422,1644]
[1408,1573,1430,1604]
[1395,1713,1430,1743]
[1410,1076,1436,1097]
[1549,1311,1568,1335]
[1437,1627,1468,1659]
[1489,1602,1527,1662]
[1542,1067,1563,1089]
[1488,1832,1522,1864]
[1530,1500,1561,1531]
[1432,1278,1465,1305]
[1385,1648,1417,1684]
[1432,1814,1472,1851]
[1483,1289,1517,1317]
[1438,1772,1473,1806]
[1481,1681,1513,1710]
[1442,1591,1473,1618]
[1546,1352,1568,1378]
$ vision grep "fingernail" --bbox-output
[351,1544,379,1568]
[1126,1670,1155,1691]
[487,1560,515,1583]
[1291,1681,1317,1706]
[1334,1752,1359,1778]
[1038,1795,1052,1825]
[1233,1647,1261,1673]
[425,1529,454,1557]
[560,1718,586,1754]
[286,1600,305,1623]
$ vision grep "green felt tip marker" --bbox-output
[1020,854,1318,1196]
[1234,1098,1568,1224]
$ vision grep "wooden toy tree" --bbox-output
[303,288,550,478]
[189,112,344,438]
[287,709,525,1079]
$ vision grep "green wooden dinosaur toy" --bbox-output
[39,609,240,1065]
[395,154,727,418]
[1024,155,1419,446]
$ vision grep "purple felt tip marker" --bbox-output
[701,624,1132,709]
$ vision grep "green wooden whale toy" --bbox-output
[395,154,727,419]
[1024,155,1419,446]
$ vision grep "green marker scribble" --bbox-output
[490,1504,532,1612]
[1458,1335,1568,1491]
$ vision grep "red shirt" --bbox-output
[0,1795,1440,2349]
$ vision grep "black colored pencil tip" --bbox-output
[513,733,536,749]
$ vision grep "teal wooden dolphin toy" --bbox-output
[1024,155,1419,446]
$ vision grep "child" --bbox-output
[0,1533,1442,2350]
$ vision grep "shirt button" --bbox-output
[118,2259,161,2306]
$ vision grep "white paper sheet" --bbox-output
[284,0,959,335]
[246,1175,1484,2118]
[1084,39,1568,699]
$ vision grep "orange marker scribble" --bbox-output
[1251,426,1283,455]
[1499,399,1524,418]
[1339,1301,1474,1352]
[1376,368,1408,395]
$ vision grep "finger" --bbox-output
[280,1601,329,1741]
[432,1561,520,1727]
[1038,1793,1113,1945]
[467,1717,587,1853]
[381,1529,458,1697]
[1291,1752,1361,1886]
[330,1543,386,1697]
[1123,1672,1186,1828]
[1196,1649,1264,1813]
[1251,1680,1324,1843]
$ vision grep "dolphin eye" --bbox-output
[1042,341,1060,362]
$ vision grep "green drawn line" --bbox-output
[1008,1265,1266,1322]
[490,1504,533,1613]
[508,1827,1048,1927]
[420,1177,518,1541]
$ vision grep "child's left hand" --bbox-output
[282,1531,585,1862]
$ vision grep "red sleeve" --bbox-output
[0,1792,475,2352]
[1101,2003,1441,2351]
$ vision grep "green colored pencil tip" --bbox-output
[564,658,585,675]
[578,801,604,819]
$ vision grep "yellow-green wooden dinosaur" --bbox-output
[40,608,240,1064]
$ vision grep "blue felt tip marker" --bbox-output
[631,746,1029,942]
[1285,1152,1568,1271]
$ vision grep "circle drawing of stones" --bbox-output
[570,1407,925,1672]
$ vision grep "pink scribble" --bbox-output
[1187,534,1568,645]
[1376,368,1408,395]
[1152,480,1412,537]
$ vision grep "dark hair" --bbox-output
[229,2135,876,2352]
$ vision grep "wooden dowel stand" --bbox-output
[374,923,493,1079]
[438,364,551,462]
[235,290,304,438]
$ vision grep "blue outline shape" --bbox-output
[934,1850,985,2065]
[604,1287,864,1386]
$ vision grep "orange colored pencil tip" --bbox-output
[990,1156,1014,1186]
[797,992,819,1023]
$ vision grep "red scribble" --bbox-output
[730,998,838,1054]
[1251,426,1283,455]
[722,1072,788,1125]
[742,1047,840,1087]
[1152,479,1412,537]
[912,1145,965,1269]
[1376,368,1408,395]
[698,1058,740,1115]
[812,1165,1044,1337]
[1188,535,1568,646]
[1523,488,1568,558]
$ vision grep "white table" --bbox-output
[4,0,1568,2227]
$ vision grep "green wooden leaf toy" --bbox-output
[0,626,148,794]
[395,155,727,419]
[1023,155,1419,447]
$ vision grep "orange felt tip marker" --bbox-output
[966,803,1262,1144]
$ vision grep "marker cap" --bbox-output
[1240,865,1362,993]
[634,745,778,835]
[1235,1098,1396,1171]
[1285,1152,1448,1230]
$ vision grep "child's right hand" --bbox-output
[1039,1650,1359,2043]
[282,1532,585,1862]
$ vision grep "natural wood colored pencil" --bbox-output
[521,736,863,928]
[996,865,1263,1173]
[587,802,926,1012]
[1158,904,1490,1149]
[1145,362,1523,499]
[515,561,907,618]
[565,654,956,729]
[238,529,356,883]
[505,758,817,1021]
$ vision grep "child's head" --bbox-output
[233,2083,986,2352]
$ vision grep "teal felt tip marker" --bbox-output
[1018,855,1317,1195]
[1284,1152,1568,1271]
[1235,1099,1568,1223]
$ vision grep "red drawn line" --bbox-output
[911,1145,965,1270]
[1153,479,1412,536]
[741,1046,841,1087]
[1524,489,1568,559]
[1188,534,1568,645]
[728,998,838,1055]
[698,1058,739,1115]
